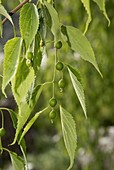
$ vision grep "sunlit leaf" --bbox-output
[20,3,39,50]
[81,0,91,34]
[2,37,22,96]
[61,25,102,77]
[12,85,43,144]
[93,0,110,26]
[60,106,77,170]
[67,66,87,118]
[11,58,35,106]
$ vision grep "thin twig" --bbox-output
[2,0,29,25]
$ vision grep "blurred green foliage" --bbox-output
[0,0,114,170]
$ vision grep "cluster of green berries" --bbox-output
[48,41,67,121]
[55,41,66,91]
[26,52,33,68]
[49,98,57,120]
[56,61,66,91]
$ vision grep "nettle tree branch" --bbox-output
[2,0,29,25]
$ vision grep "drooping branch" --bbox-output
[2,0,29,25]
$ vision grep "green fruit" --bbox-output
[27,52,33,60]
[49,97,57,107]
[49,110,56,119]
[56,62,64,71]
[55,41,62,49]
[0,128,6,137]
[26,59,32,67]
[58,79,66,88]
[40,40,45,47]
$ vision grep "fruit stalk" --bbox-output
[52,49,57,97]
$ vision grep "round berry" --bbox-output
[56,62,64,71]
[40,40,45,47]
[49,97,57,107]
[27,52,33,60]
[26,59,32,67]
[0,128,6,137]
[49,110,56,119]
[58,79,66,88]
[55,41,62,49]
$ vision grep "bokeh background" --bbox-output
[0,0,114,170]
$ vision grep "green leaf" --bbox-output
[60,106,77,170]
[93,0,110,26]
[44,1,60,40]
[66,64,82,83]
[19,138,26,161]
[67,66,87,118]
[39,8,47,41]
[19,107,48,143]
[19,112,41,143]
[81,0,92,34]
[0,4,14,25]
[12,84,43,144]
[2,37,22,96]
[61,25,102,77]
[20,3,39,50]
[33,33,43,74]
[9,151,25,170]
[11,58,35,106]
[8,109,26,155]
[8,110,18,129]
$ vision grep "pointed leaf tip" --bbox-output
[93,0,110,26]
[67,66,87,118]
[81,0,92,34]
[61,25,102,77]
[60,106,77,170]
